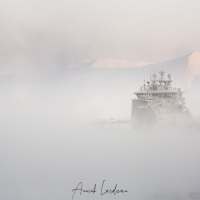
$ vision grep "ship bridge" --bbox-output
[134,70,183,100]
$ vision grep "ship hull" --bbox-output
[131,100,157,127]
[131,99,192,128]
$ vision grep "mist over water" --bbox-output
[0,70,200,200]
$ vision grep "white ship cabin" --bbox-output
[134,71,183,101]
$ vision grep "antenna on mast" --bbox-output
[159,70,165,80]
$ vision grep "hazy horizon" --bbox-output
[1,0,200,74]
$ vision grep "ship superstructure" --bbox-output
[131,70,192,127]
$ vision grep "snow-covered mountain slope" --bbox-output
[67,59,150,68]
[65,52,200,86]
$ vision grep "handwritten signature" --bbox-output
[72,180,128,199]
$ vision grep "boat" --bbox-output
[131,70,192,127]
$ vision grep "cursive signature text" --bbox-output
[72,180,128,199]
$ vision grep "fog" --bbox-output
[1,0,200,74]
[0,70,200,200]
[1,0,200,199]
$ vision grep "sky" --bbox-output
[0,0,200,73]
